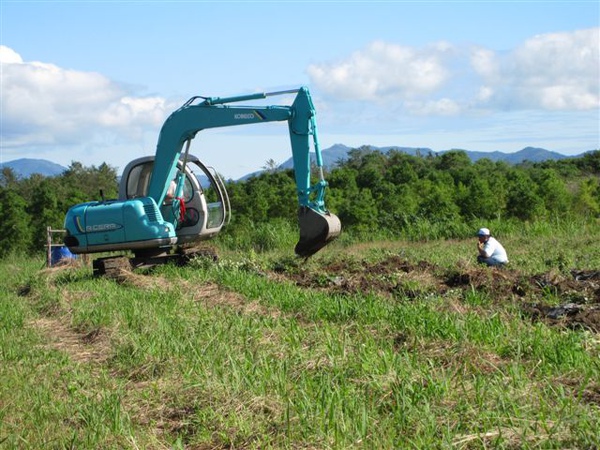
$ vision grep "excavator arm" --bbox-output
[150,89,318,205]
[63,86,340,260]
[147,87,340,255]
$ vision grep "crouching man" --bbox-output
[476,227,508,267]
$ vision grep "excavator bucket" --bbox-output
[295,206,342,257]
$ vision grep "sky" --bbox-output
[1,1,599,180]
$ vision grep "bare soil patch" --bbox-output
[275,256,600,332]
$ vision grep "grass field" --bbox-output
[1,220,599,449]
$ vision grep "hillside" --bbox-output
[0,158,67,178]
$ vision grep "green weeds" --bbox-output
[1,221,599,448]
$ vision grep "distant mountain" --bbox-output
[261,145,585,181]
[439,147,573,164]
[0,158,67,178]
[277,143,434,171]
[1,147,589,182]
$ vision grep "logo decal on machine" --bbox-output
[85,223,123,233]
[233,110,265,120]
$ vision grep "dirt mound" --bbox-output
[275,256,600,332]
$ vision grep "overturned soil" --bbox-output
[274,255,600,333]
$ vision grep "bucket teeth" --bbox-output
[295,207,341,257]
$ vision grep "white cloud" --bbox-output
[98,96,167,131]
[0,46,22,64]
[307,40,451,102]
[308,28,599,115]
[0,45,169,149]
[470,47,499,79]
[520,28,599,110]
[475,28,599,111]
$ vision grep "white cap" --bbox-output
[477,227,490,236]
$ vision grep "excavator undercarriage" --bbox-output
[92,245,219,278]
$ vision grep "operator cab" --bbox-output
[119,154,231,245]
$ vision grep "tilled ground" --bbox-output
[274,255,600,333]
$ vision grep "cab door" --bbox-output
[119,155,230,245]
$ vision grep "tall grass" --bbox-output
[1,219,599,448]
[219,218,298,253]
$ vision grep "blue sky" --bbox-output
[1,1,599,179]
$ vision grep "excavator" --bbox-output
[63,87,341,275]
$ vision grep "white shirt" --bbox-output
[482,236,508,263]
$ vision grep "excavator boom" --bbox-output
[63,87,341,263]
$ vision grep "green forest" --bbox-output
[0,148,599,258]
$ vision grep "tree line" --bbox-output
[1,149,598,257]
[0,162,118,257]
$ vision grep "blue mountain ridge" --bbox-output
[0,146,592,181]
[242,144,590,181]
[0,158,68,178]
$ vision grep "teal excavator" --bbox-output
[63,87,341,274]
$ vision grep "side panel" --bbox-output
[84,201,127,246]
[64,198,176,254]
